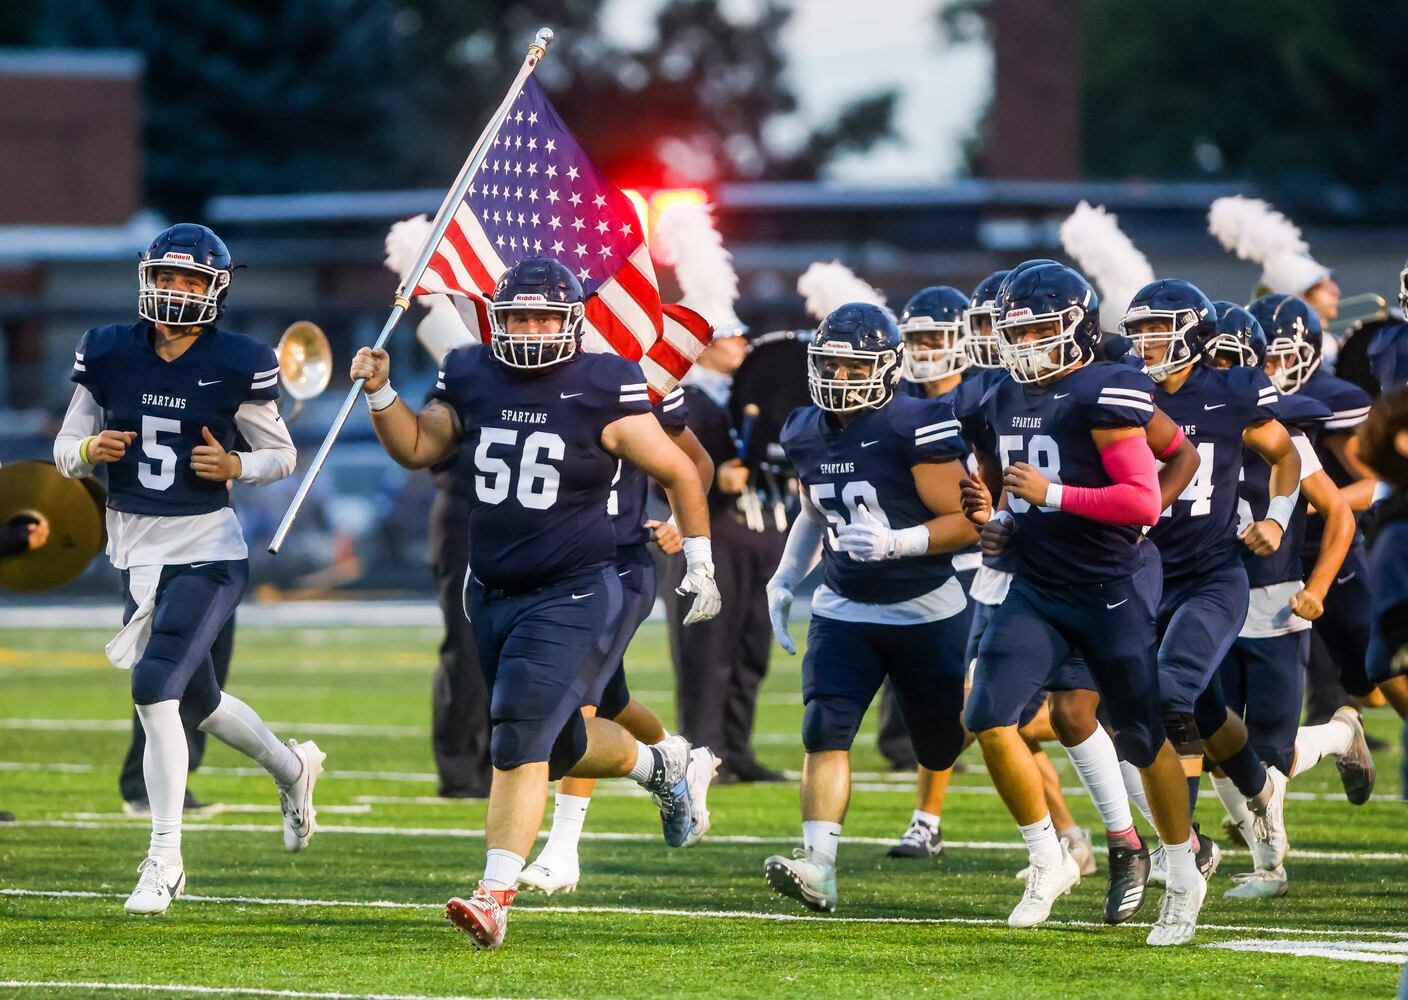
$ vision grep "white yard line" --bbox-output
[0,981,536,1000]
[1203,939,1408,964]
[0,719,425,737]
[7,819,1406,862]
[5,889,1408,943]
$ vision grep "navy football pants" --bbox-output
[802,610,969,771]
[1216,631,1308,776]
[1156,560,1250,724]
[1303,546,1375,696]
[593,549,657,720]
[468,564,625,778]
[125,560,247,726]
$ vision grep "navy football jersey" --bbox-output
[610,385,689,550]
[70,321,279,516]
[1368,322,1408,391]
[1298,367,1373,554]
[1237,394,1331,588]
[781,393,967,604]
[1368,516,1408,679]
[430,345,650,591]
[980,361,1157,587]
[1148,365,1281,580]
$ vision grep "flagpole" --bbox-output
[268,27,554,555]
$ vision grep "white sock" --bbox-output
[198,693,301,787]
[627,742,657,785]
[1162,837,1198,885]
[1291,716,1355,778]
[135,700,186,864]
[541,793,591,859]
[1212,775,1255,829]
[802,820,842,866]
[1064,728,1134,834]
[482,848,524,891]
[1119,759,1155,827]
[911,809,940,831]
[1018,815,1062,866]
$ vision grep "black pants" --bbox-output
[430,488,493,797]
[664,512,785,772]
[119,612,236,802]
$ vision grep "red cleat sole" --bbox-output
[445,897,501,951]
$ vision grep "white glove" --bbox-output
[677,536,722,625]
[834,504,929,562]
[766,580,796,654]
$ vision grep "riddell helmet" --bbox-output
[137,224,234,327]
[807,303,904,413]
[994,263,1100,383]
[963,269,1011,368]
[1205,300,1267,368]
[1119,279,1218,382]
[898,285,971,383]
[488,257,586,369]
[1254,293,1323,394]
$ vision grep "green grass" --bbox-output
[1,622,1405,999]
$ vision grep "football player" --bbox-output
[960,262,1209,946]
[763,303,978,912]
[517,384,718,894]
[1204,303,1370,898]
[352,257,720,951]
[52,224,319,915]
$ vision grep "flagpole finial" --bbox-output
[530,27,554,64]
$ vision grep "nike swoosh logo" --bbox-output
[1335,572,1356,585]
[571,592,595,600]
[560,392,583,399]
[166,881,181,896]
[1204,403,1227,411]
[1106,599,1129,609]
[190,562,214,569]
[618,568,632,578]
[197,379,221,387]
[861,441,879,448]
[1053,393,1070,399]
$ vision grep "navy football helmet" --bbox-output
[1254,293,1323,393]
[488,257,586,369]
[994,262,1100,383]
[963,269,1011,368]
[899,285,971,382]
[1204,300,1267,368]
[138,224,234,327]
[1118,279,1217,382]
[808,303,903,412]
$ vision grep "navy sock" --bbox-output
[1186,774,1201,816]
[1217,742,1268,799]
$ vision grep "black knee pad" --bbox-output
[547,716,588,781]
[802,696,864,754]
[1163,711,1202,758]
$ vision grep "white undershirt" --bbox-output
[53,384,296,568]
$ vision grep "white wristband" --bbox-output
[1044,483,1064,509]
[890,524,931,559]
[1265,493,1297,532]
[681,535,713,568]
[364,382,398,412]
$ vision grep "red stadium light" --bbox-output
[622,188,650,244]
[623,187,709,264]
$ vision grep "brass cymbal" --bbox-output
[277,320,332,403]
[0,460,106,592]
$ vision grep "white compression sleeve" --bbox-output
[1063,727,1134,834]
[232,400,298,486]
[135,700,187,861]
[53,384,102,478]
[771,494,826,590]
[198,693,301,786]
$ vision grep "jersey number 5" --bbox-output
[138,414,182,492]
[474,427,564,510]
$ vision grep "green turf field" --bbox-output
[1,621,1405,999]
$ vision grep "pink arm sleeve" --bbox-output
[1056,434,1162,526]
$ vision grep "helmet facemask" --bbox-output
[1264,332,1320,393]
[137,260,229,327]
[807,341,901,412]
[489,299,584,370]
[900,318,970,382]
[1121,308,1199,382]
[963,303,1003,368]
[1203,333,1260,369]
[995,307,1089,384]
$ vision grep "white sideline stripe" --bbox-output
[7,820,1406,861]
[0,981,535,1000]
[5,890,1408,943]
[1203,939,1408,965]
[0,718,425,737]
[65,804,372,819]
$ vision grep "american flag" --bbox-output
[410,76,711,400]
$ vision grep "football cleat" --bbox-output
[1331,706,1376,805]
[445,883,516,951]
[1224,866,1289,899]
[1008,845,1081,929]
[1063,827,1097,877]
[1146,872,1207,946]
[645,735,694,848]
[124,856,185,915]
[279,739,325,853]
[764,849,838,913]
[1104,835,1151,925]
[888,819,943,860]
[682,746,720,848]
[515,855,579,896]
[1247,767,1289,870]
[1149,844,1167,885]
[1194,824,1222,882]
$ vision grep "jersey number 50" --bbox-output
[474,427,564,510]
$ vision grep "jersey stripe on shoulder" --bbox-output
[661,387,685,411]
[1324,404,1371,430]
[73,350,86,373]
[1096,385,1154,411]
[620,381,650,403]
[435,369,446,391]
[915,418,961,446]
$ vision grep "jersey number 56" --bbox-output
[474,427,564,510]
